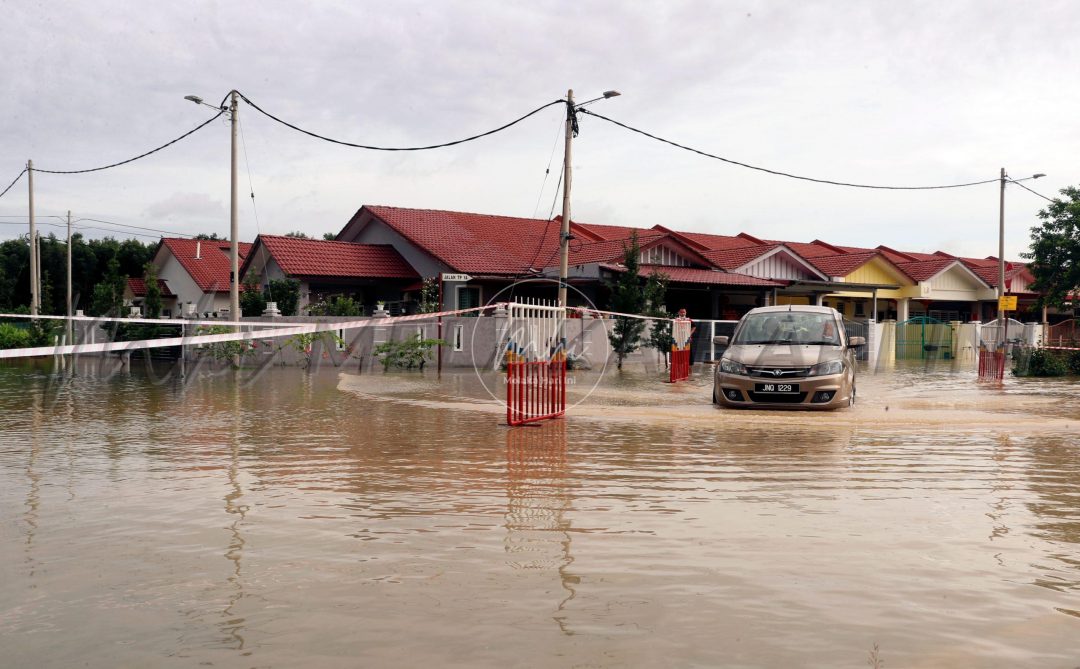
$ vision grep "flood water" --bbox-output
[2,359,1079,668]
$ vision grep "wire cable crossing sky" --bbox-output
[578,108,1004,191]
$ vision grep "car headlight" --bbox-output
[719,358,748,375]
[807,360,844,377]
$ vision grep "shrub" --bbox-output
[0,322,31,349]
[1012,348,1070,377]
[373,337,446,370]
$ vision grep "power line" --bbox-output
[30,110,225,175]
[1010,180,1055,203]
[0,214,194,237]
[0,169,27,200]
[578,108,1002,191]
[237,91,565,151]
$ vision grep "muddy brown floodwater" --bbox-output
[1,359,1079,668]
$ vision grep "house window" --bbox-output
[453,324,464,351]
[855,301,865,317]
[456,286,480,312]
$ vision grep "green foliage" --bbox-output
[284,231,311,238]
[90,256,127,316]
[195,325,254,365]
[285,331,346,369]
[643,271,674,359]
[308,295,362,317]
[373,337,446,370]
[322,232,337,241]
[0,234,155,315]
[266,279,300,316]
[1069,350,1080,375]
[240,272,267,317]
[419,276,440,313]
[143,262,163,319]
[1023,185,1080,307]
[1012,348,1071,377]
[0,322,31,349]
[606,232,648,370]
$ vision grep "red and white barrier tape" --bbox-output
[0,304,501,359]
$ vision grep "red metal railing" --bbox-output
[978,349,1005,381]
[670,346,691,383]
[506,356,567,426]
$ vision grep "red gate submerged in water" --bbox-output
[506,300,567,426]
[670,316,692,382]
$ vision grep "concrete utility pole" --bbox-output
[557,89,574,309]
[997,167,1006,332]
[66,210,73,344]
[27,160,38,316]
[229,91,240,323]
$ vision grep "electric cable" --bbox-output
[578,108,1002,190]
[0,169,27,201]
[237,114,275,304]
[236,91,565,151]
[1010,180,1055,203]
[30,111,225,175]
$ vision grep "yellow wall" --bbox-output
[841,258,910,297]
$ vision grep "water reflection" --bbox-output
[221,385,248,651]
[504,421,579,634]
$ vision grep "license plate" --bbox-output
[754,383,800,394]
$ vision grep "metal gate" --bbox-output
[896,316,954,360]
[843,319,869,361]
[505,299,567,426]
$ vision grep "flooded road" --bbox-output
[1,360,1079,667]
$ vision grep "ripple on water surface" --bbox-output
[0,360,1078,667]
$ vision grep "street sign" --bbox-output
[998,295,1017,311]
[441,273,472,282]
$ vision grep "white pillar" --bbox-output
[897,297,910,322]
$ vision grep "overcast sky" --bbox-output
[2,0,1077,261]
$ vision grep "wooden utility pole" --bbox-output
[557,90,574,309]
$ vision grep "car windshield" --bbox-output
[732,311,842,346]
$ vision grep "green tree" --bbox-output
[308,295,362,317]
[607,232,649,370]
[143,262,163,318]
[285,231,311,239]
[322,232,337,241]
[1023,186,1080,306]
[91,256,126,316]
[419,276,440,313]
[239,272,267,317]
[266,279,300,316]
[644,271,674,365]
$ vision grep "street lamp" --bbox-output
[557,89,622,309]
[997,169,1045,339]
[185,91,240,326]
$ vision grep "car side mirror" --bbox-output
[849,336,866,347]
[713,335,729,346]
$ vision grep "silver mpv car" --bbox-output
[713,305,864,410]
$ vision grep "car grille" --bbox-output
[747,392,808,403]
[745,366,811,379]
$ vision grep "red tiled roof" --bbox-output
[363,206,561,275]
[962,261,1027,288]
[253,235,418,279]
[702,244,780,270]
[570,221,641,242]
[126,277,174,297]
[806,250,880,278]
[894,258,956,282]
[655,226,762,251]
[636,265,781,286]
[770,240,841,259]
[160,238,253,293]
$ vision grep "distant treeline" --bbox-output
[0,234,155,315]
